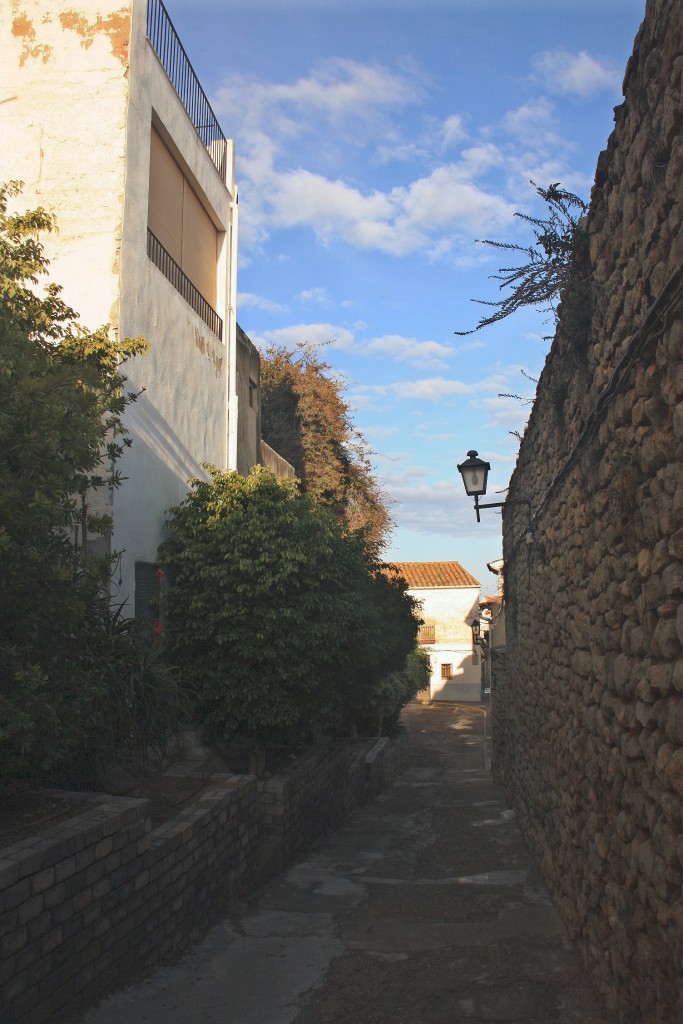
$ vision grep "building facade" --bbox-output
[392,561,481,702]
[2,0,266,613]
[480,558,505,698]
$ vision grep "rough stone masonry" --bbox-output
[495,1,683,1022]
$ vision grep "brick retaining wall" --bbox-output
[0,733,406,1023]
[257,732,409,877]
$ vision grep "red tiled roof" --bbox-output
[481,595,502,605]
[387,561,480,589]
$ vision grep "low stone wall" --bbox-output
[0,777,257,1024]
[0,733,406,1024]
[255,733,408,883]
[365,734,409,797]
[258,744,366,871]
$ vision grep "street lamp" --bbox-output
[457,450,490,503]
[457,449,531,525]
[471,620,481,645]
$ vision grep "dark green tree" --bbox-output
[160,466,421,768]
[0,181,186,789]
[336,559,420,736]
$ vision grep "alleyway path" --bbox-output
[81,703,609,1024]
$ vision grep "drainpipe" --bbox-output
[226,179,239,472]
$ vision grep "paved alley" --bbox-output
[81,703,609,1024]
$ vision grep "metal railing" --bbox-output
[146,0,228,182]
[147,229,223,340]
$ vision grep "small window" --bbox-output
[419,624,435,644]
[249,378,258,409]
[441,664,453,680]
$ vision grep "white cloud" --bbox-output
[249,327,473,371]
[502,98,558,146]
[380,478,502,539]
[297,287,330,304]
[375,139,427,164]
[366,334,457,368]
[532,49,620,99]
[439,114,467,149]
[352,367,522,404]
[480,394,532,432]
[253,322,356,351]
[391,165,516,237]
[361,424,399,438]
[354,377,472,403]
[459,143,502,175]
[214,59,422,155]
[382,465,431,485]
[258,163,518,257]
[238,291,286,313]
[214,50,589,262]
[268,170,396,242]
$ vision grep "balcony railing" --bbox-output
[146,0,228,182]
[147,229,223,340]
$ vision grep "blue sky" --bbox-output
[167,0,644,591]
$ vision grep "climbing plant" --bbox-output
[260,342,393,550]
[455,182,589,337]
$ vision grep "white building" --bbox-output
[2,0,268,615]
[392,561,482,702]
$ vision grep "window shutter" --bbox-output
[182,178,217,306]
[148,127,183,265]
[135,561,158,622]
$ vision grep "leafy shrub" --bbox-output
[160,467,420,766]
[352,648,431,738]
[0,181,189,791]
[333,562,420,736]
[161,468,354,756]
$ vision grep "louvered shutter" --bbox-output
[148,127,183,265]
[182,179,217,307]
[135,561,158,622]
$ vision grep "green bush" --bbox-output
[160,466,420,766]
[332,562,420,736]
[0,181,189,791]
[347,647,430,738]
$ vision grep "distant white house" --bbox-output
[391,561,481,702]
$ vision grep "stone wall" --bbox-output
[489,648,508,781]
[496,2,683,1022]
[0,734,406,1024]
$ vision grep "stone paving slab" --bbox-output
[80,702,611,1024]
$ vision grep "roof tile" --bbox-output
[387,561,480,589]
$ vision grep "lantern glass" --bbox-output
[457,451,490,497]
